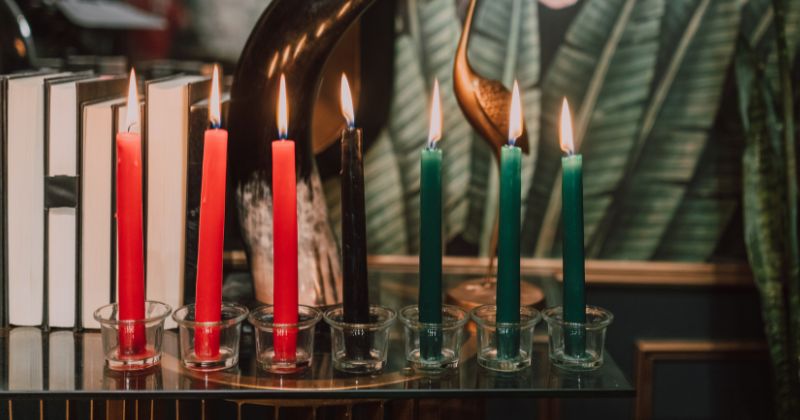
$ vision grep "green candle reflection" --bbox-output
[419,80,443,360]
[497,81,523,359]
[560,99,586,357]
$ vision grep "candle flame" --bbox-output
[209,65,221,128]
[428,79,442,148]
[559,97,574,154]
[124,68,140,133]
[340,73,355,128]
[278,74,288,139]
[508,80,523,145]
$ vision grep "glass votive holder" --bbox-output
[172,303,249,372]
[470,304,540,372]
[323,305,396,374]
[94,301,172,371]
[398,305,468,372]
[541,305,614,371]
[249,305,322,374]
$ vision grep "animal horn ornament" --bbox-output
[229,0,377,307]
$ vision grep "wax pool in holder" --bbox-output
[471,82,540,372]
[95,69,170,371]
[541,99,614,371]
[324,74,396,374]
[173,66,248,372]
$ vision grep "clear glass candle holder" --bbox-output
[470,304,540,372]
[94,301,172,371]
[541,305,614,371]
[172,303,249,372]
[323,305,396,374]
[249,305,322,374]
[398,305,468,372]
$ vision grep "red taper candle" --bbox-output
[272,74,299,361]
[194,66,227,359]
[116,69,146,355]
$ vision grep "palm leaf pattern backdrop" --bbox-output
[323,0,799,262]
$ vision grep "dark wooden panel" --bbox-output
[241,402,274,420]
[152,399,177,420]
[42,399,67,420]
[177,399,201,420]
[10,399,41,420]
[74,399,104,420]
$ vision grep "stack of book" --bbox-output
[0,66,230,330]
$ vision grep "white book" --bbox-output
[48,331,75,390]
[6,72,68,326]
[145,75,204,328]
[80,98,125,328]
[9,327,43,390]
[82,333,104,390]
[46,75,92,328]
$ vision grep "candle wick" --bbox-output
[210,120,221,130]
[127,122,137,133]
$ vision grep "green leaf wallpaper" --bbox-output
[596,0,740,260]
[322,0,799,262]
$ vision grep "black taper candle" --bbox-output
[341,126,369,322]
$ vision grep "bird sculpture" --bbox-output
[453,0,530,158]
[449,0,543,310]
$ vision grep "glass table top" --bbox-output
[0,271,633,399]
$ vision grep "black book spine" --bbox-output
[0,77,7,328]
[183,104,208,305]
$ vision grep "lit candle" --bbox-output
[116,69,146,356]
[419,80,443,360]
[272,74,299,361]
[340,74,369,358]
[559,98,586,357]
[194,66,228,359]
[496,81,523,359]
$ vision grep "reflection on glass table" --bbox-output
[1,270,632,399]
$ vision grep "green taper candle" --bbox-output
[560,99,586,357]
[419,80,443,360]
[496,81,523,359]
